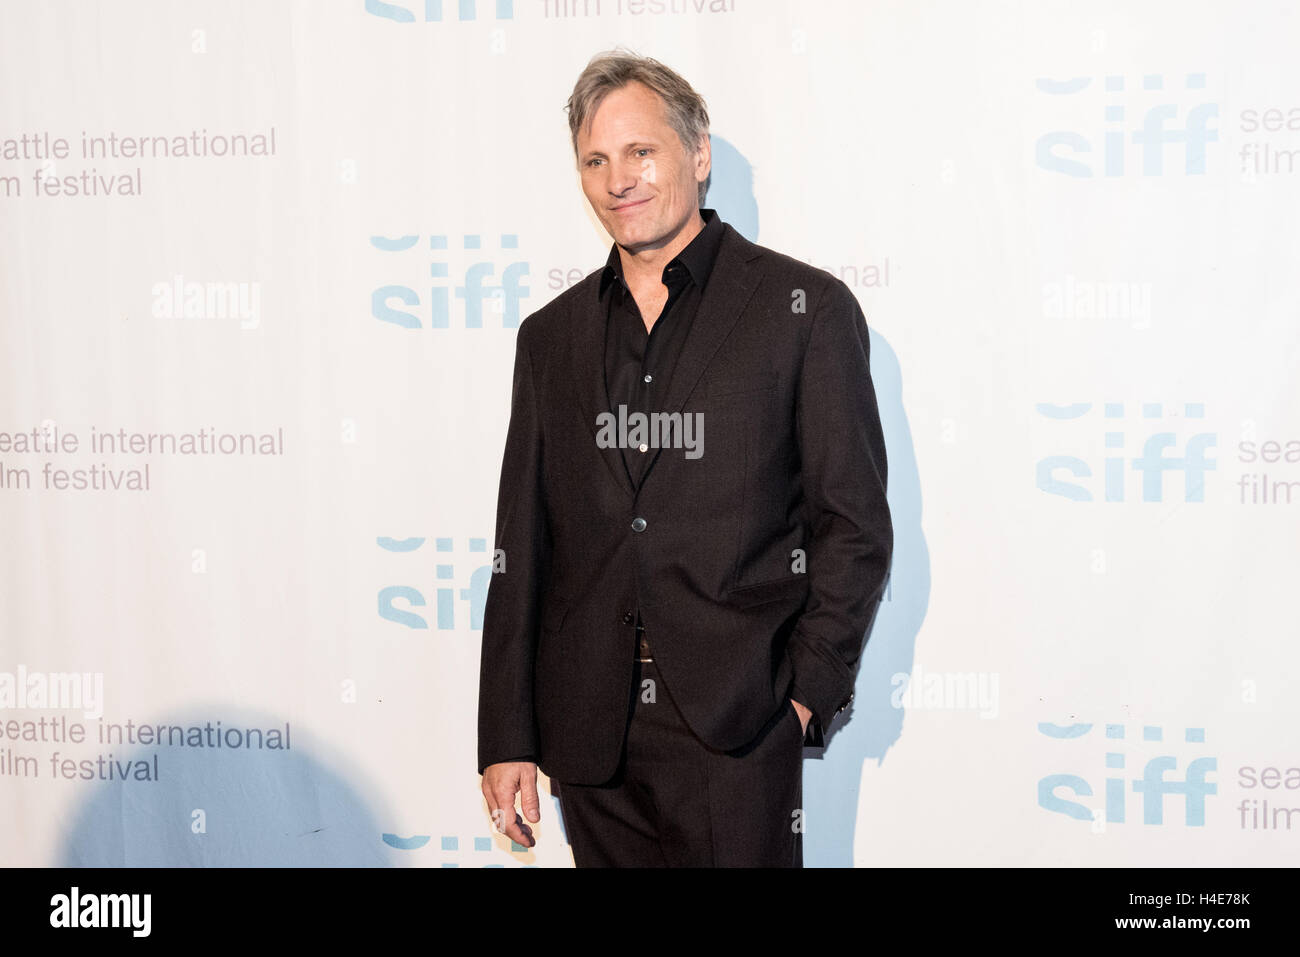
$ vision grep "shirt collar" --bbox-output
[599,207,724,300]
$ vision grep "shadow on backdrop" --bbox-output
[58,706,403,867]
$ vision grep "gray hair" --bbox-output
[566,47,711,207]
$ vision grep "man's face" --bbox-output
[576,81,710,254]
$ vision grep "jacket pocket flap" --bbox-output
[727,574,809,609]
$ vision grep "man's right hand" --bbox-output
[481,761,541,848]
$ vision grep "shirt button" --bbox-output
[622,612,635,625]
[643,374,652,383]
[631,517,647,532]
[638,443,648,453]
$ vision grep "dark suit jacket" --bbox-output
[477,217,892,785]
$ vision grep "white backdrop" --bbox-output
[1,0,1297,867]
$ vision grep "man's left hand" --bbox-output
[791,699,812,735]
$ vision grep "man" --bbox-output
[477,50,892,867]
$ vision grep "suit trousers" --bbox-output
[552,652,804,867]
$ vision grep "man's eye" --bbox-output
[587,158,603,168]
[635,148,652,157]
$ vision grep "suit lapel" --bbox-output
[571,222,763,500]
[640,225,762,484]
[573,267,634,498]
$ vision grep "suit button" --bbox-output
[622,612,635,625]
[631,517,647,532]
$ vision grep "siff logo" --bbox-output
[1035,73,1219,177]
[365,0,513,22]
[1035,401,1216,503]
[377,536,501,631]
[370,232,530,330]
[1038,722,1216,827]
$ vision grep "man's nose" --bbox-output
[609,157,644,196]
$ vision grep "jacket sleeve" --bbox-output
[476,318,550,774]
[787,279,892,740]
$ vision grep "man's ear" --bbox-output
[695,133,712,184]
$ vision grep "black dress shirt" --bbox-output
[601,207,725,491]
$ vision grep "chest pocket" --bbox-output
[706,366,778,398]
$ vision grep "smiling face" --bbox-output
[576,81,710,255]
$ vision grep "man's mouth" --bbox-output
[612,198,651,213]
